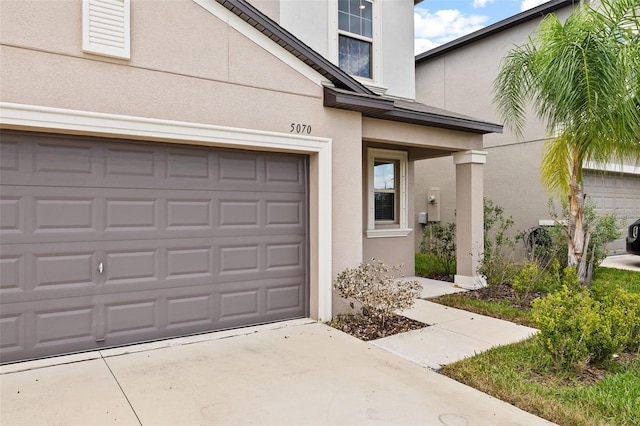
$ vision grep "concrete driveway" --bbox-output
[0,319,550,425]
[601,254,640,272]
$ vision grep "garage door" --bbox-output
[584,170,640,254]
[0,131,308,363]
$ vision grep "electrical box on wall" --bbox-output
[426,188,440,222]
[418,212,428,225]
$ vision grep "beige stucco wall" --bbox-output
[276,0,416,99]
[414,6,576,252]
[0,0,367,295]
[360,118,483,273]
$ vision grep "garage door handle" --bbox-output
[98,262,104,274]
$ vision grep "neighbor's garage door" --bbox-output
[0,131,308,363]
[584,170,640,254]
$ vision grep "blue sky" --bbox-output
[415,0,552,54]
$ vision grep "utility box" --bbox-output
[426,188,441,222]
[418,212,428,225]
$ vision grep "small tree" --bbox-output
[546,198,620,287]
[494,0,640,286]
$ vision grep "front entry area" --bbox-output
[0,130,309,363]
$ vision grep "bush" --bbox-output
[531,271,600,371]
[333,259,422,326]
[419,222,456,277]
[414,253,455,280]
[478,199,518,286]
[595,287,640,354]
[532,269,640,371]
[511,262,539,302]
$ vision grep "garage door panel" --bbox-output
[0,298,101,362]
[0,131,308,363]
[0,196,23,235]
[166,293,213,330]
[217,278,306,327]
[0,188,305,245]
[1,243,100,304]
[103,299,160,339]
[585,171,640,254]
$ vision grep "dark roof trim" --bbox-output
[416,0,577,63]
[324,87,503,134]
[215,0,374,94]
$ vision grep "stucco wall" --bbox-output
[0,0,367,292]
[414,6,576,252]
[277,0,415,99]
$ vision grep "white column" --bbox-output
[452,150,487,289]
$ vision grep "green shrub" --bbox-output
[333,259,422,326]
[477,199,518,286]
[414,253,455,279]
[419,222,456,277]
[532,269,640,371]
[511,262,539,302]
[532,280,599,370]
[596,287,640,353]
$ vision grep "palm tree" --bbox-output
[494,0,640,286]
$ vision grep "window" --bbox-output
[367,149,410,238]
[338,0,373,78]
[374,160,397,221]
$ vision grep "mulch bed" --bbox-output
[439,283,546,310]
[327,313,428,341]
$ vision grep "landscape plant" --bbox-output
[419,221,456,278]
[532,268,640,371]
[544,198,620,287]
[333,259,422,327]
[494,0,640,286]
[477,198,518,287]
[440,267,640,425]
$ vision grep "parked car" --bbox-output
[627,218,640,255]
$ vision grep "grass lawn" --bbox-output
[437,266,640,426]
[441,338,640,426]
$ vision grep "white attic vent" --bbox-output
[82,0,130,59]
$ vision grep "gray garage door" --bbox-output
[584,170,640,254]
[0,131,308,363]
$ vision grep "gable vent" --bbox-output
[82,0,130,59]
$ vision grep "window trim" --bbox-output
[366,148,411,238]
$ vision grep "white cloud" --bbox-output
[473,0,494,8]
[520,0,550,11]
[414,8,488,55]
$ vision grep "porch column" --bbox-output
[453,150,487,289]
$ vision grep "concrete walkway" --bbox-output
[379,277,537,370]
[0,279,549,425]
[601,254,640,272]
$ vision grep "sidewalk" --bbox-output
[376,277,537,370]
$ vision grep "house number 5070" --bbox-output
[290,123,311,134]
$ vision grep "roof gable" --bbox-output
[211,0,502,134]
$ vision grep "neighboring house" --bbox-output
[414,0,640,255]
[0,0,499,363]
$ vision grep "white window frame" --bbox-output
[329,0,382,87]
[366,148,411,238]
[82,0,131,59]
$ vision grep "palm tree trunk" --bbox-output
[567,155,588,286]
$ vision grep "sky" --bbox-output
[415,0,552,54]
